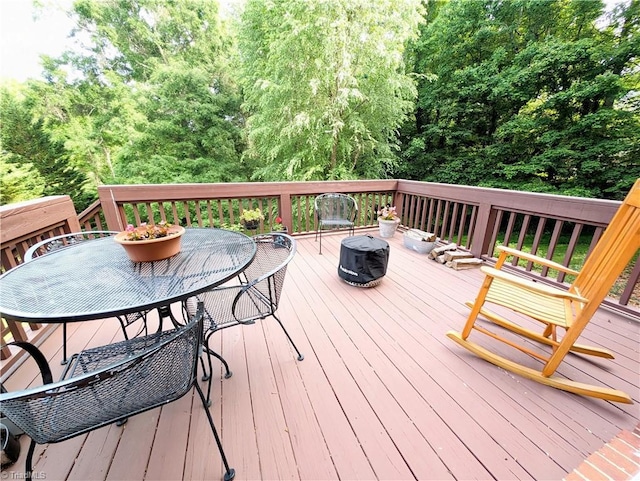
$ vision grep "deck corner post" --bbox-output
[470,202,497,258]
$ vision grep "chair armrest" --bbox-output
[5,341,54,385]
[482,266,589,303]
[496,246,580,276]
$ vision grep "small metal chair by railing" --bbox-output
[0,302,236,481]
[185,233,304,406]
[24,231,150,364]
[314,193,358,254]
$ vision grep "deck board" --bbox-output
[3,229,639,481]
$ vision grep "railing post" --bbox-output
[280,192,293,232]
[470,202,497,258]
[98,187,125,231]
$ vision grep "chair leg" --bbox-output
[202,333,232,407]
[272,313,304,361]
[208,349,233,379]
[194,381,236,481]
[199,352,211,382]
[61,324,68,365]
[205,346,215,407]
[25,439,36,478]
[117,317,131,340]
[460,276,494,339]
[318,228,323,254]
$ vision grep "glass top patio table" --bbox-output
[0,228,257,323]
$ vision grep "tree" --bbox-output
[0,158,45,206]
[0,83,92,209]
[402,0,639,200]
[114,61,245,184]
[32,0,245,189]
[239,0,425,181]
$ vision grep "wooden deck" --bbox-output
[3,230,639,481]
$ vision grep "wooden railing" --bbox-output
[98,180,637,313]
[2,180,638,373]
[0,196,82,372]
[97,180,398,233]
[78,199,110,231]
[396,181,638,314]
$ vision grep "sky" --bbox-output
[0,0,247,82]
[0,0,627,84]
[0,0,76,82]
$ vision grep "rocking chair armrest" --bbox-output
[481,266,589,303]
[495,246,581,276]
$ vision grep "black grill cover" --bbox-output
[339,235,389,285]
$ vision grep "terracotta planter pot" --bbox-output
[378,219,400,238]
[114,226,185,262]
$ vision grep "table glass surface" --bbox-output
[0,228,256,322]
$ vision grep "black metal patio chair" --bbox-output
[24,231,150,363]
[184,233,304,406]
[314,193,358,254]
[0,302,236,481]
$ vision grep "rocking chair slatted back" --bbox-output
[571,187,640,310]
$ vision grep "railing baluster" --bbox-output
[527,217,547,272]
[542,220,564,279]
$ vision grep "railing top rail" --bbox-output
[396,180,621,225]
[99,179,399,202]
[0,196,81,245]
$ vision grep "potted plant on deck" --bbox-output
[377,205,400,238]
[272,216,287,232]
[239,208,264,231]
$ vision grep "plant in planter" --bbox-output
[114,221,185,262]
[221,222,243,232]
[272,216,287,232]
[377,205,400,238]
[121,221,178,241]
[239,208,264,231]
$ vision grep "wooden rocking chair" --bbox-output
[447,179,640,404]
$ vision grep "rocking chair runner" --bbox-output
[447,179,640,404]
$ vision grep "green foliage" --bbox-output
[24,0,245,193]
[401,0,639,200]
[2,0,637,209]
[239,0,425,181]
[239,208,264,223]
[113,62,245,184]
[0,158,45,205]
[0,83,93,209]
[72,0,229,82]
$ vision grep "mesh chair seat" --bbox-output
[185,233,303,405]
[24,231,151,363]
[0,303,236,481]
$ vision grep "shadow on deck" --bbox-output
[3,230,639,480]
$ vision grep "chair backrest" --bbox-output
[314,193,358,223]
[0,305,204,445]
[24,231,118,261]
[235,233,296,315]
[570,178,640,323]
